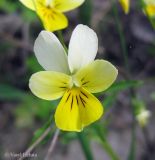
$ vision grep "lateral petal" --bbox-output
[74,60,118,93]
[55,87,103,132]
[19,0,37,10]
[53,0,85,12]
[29,71,72,100]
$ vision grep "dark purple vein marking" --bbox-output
[79,95,86,108]
[82,81,89,85]
[76,95,79,106]
[66,93,71,103]
[80,91,88,98]
[71,96,73,111]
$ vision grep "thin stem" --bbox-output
[77,132,94,160]
[94,125,120,160]
[18,126,52,160]
[57,30,68,52]
[44,129,60,160]
[112,0,129,72]
[101,139,120,160]
[127,122,136,160]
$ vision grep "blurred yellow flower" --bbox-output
[119,0,130,14]
[144,0,155,17]
[29,24,118,131]
[19,0,84,31]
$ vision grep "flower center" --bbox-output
[71,75,81,88]
[46,0,54,7]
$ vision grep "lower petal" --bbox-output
[37,6,68,31]
[55,87,103,132]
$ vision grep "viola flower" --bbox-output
[29,24,118,131]
[19,0,84,31]
[119,0,130,14]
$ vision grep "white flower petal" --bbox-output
[34,31,70,74]
[68,24,98,73]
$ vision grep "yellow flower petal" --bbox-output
[29,71,72,100]
[53,0,85,12]
[145,5,155,17]
[55,87,103,132]
[74,60,118,93]
[119,0,130,14]
[19,0,37,10]
[37,6,68,31]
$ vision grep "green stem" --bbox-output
[112,0,129,72]
[77,132,94,160]
[94,125,120,160]
[127,123,136,160]
[101,140,120,160]
[57,30,68,52]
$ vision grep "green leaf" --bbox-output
[0,0,19,13]
[20,5,37,22]
[0,84,27,101]
[26,56,43,73]
[106,80,143,93]
[103,93,117,109]
[101,80,143,110]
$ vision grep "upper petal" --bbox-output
[55,87,103,132]
[74,60,118,93]
[34,31,70,74]
[29,71,72,100]
[68,24,98,73]
[53,0,85,12]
